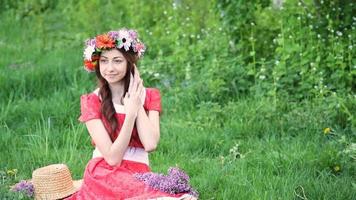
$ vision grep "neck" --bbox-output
[108,81,125,99]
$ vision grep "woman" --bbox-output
[65,28,197,199]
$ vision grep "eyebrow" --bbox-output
[101,56,124,59]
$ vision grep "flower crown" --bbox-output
[83,28,146,72]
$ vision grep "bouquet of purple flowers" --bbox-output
[134,167,199,198]
[10,180,34,198]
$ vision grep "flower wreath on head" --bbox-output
[83,28,146,72]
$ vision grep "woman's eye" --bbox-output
[114,60,122,63]
[100,60,108,63]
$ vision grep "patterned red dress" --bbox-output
[65,88,192,200]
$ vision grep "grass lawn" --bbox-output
[1,65,354,199]
[0,1,354,198]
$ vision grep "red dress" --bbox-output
[65,88,191,200]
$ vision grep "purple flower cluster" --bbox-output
[10,180,34,198]
[108,31,120,39]
[134,167,199,198]
[85,38,96,46]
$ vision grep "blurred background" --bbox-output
[0,0,355,199]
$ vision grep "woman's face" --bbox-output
[99,49,128,84]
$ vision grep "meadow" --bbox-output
[0,0,355,199]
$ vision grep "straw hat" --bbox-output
[32,164,82,200]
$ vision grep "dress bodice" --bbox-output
[78,87,162,148]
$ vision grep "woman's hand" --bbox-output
[123,71,144,119]
[133,64,144,88]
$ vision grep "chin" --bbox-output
[106,78,124,84]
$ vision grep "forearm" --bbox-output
[136,106,160,152]
[108,114,136,165]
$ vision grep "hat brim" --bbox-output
[73,179,83,191]
[59,179,82,199]
[25,179,83,200]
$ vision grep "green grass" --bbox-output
[1,69,354,199]
[0,1,355,199]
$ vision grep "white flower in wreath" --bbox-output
[83,45,96,61]
[117,30,133,51]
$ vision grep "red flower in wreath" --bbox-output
[84,60,97,72]
[95,34,115,49]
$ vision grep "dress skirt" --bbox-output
[65,157,191,200]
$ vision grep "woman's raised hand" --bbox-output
[123,69,144,119]
[133,64,144,91]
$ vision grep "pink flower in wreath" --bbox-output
[134,42,146,57]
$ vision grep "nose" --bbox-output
[107,60,115,71]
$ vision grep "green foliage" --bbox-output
[1,0,354,103]
[0,0,355,199]
[218,0,355,99]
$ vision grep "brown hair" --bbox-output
[94,48,139,141]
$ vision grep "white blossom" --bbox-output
[83,45,95,61]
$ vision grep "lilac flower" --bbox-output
[10,180,34,198]
[85,38,96,46]
[108,31,120,40]
[133,167,199,198]
[168,167,190,182]
[128,30,138,40]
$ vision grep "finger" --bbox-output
[137,80,144,98]
[134,64,141,78]
[132,79,142,98]
[133,81,143,101]
[133,64,142,84]
[140,79,144,92]
[128,73,134,94]
[136,79,142,93]
[126,91,132,98]
[132,73,139,92]
[123,93,128,104]
[135,79,142,93]
[128,74,132,93]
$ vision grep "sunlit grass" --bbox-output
[0,1,354,199]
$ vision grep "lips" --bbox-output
[106,73,118,75]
